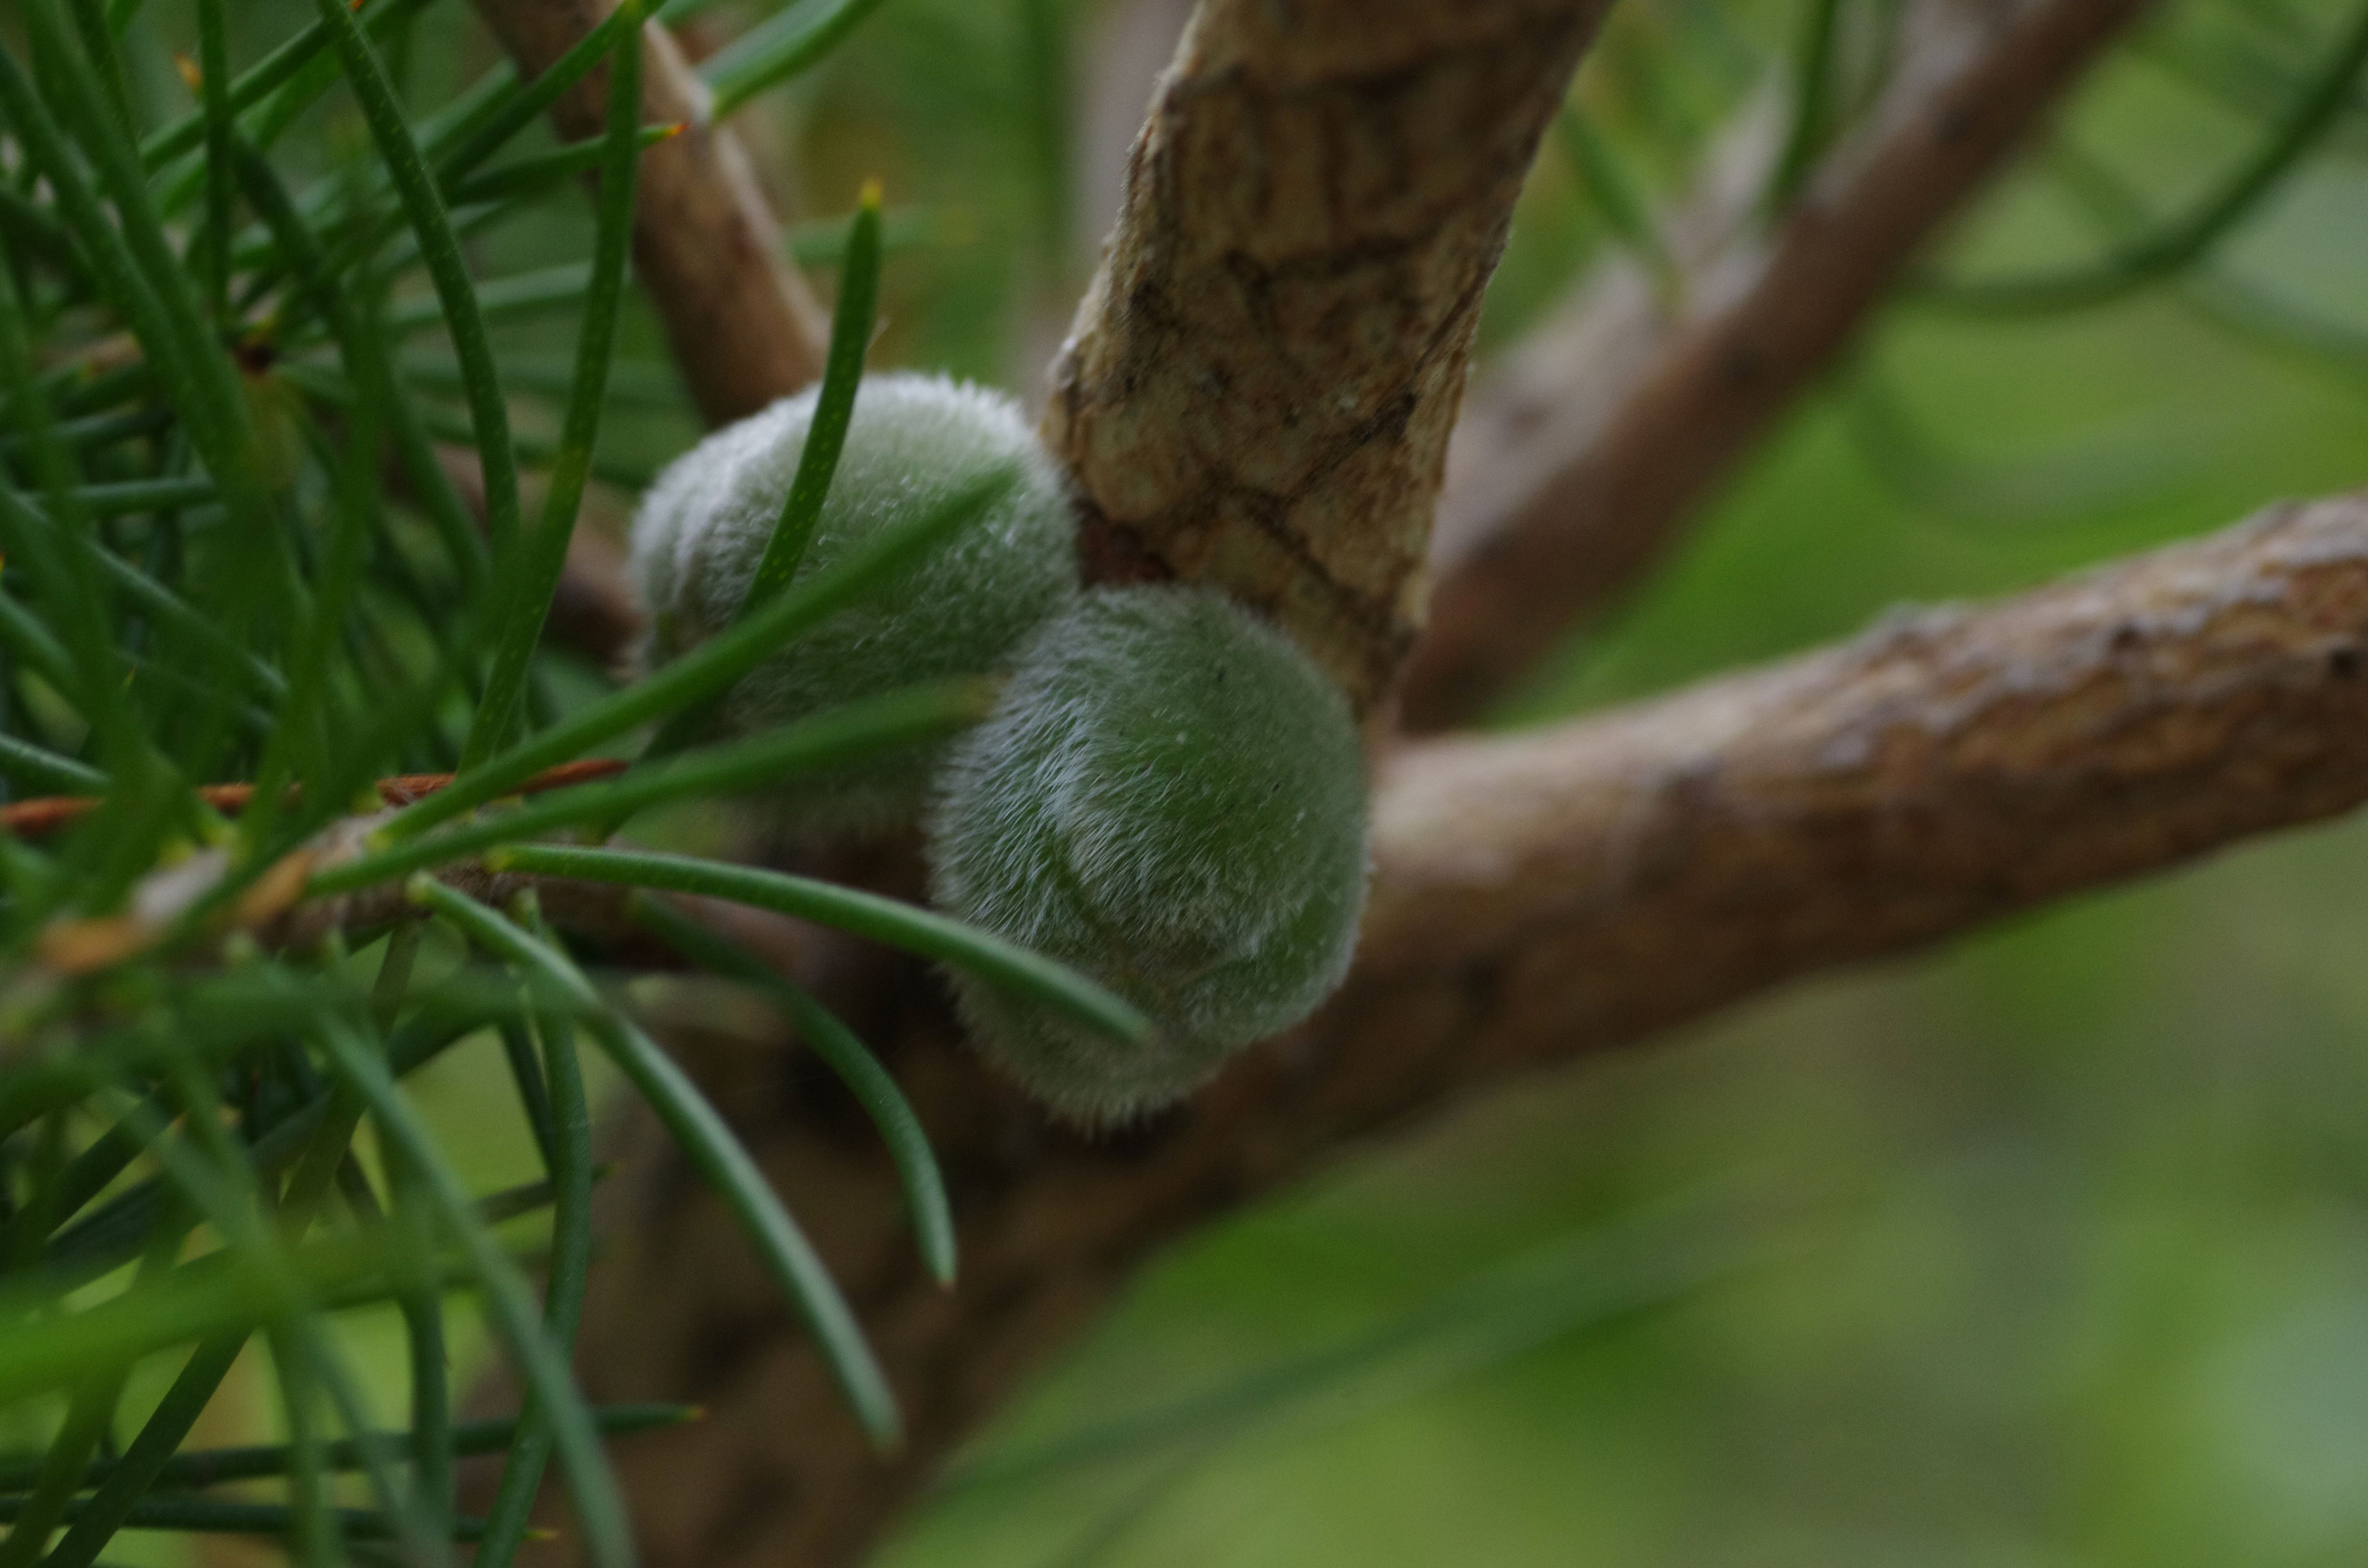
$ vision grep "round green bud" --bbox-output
[924,585,1370,1124]
[629,371,1078,832]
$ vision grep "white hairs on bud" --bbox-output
[629,371,1078,832]
[925,585,1370,1124]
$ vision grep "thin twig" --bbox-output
[0,759,629,840]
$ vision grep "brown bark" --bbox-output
[511,488,2368,1568]
[1397,0,2160,729]
[470,0,829,424]
[1042,0,1616,713]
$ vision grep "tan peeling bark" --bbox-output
[471,0,829,424]
[1399,0,2159,728]
[1043,0,1616,712]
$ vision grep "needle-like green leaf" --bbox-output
[310,680,993,896]
[194,0,234,323]
[640,184,885,763]
[484,843,1148,1046]
[430,2,643,184]
[307,0,520,564]
[631,894,958,1286]
[411,881,903,1450]
[472,903,598,1568]
[701,0,892,120]
[0,1494,504,1542]
[313,1017,637,1568]
[376,470,1011,843]
[231,135,486,590]
[0,1408,696,1494]
[464,9,645,766]
[0,734,107,795]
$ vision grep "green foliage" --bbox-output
[925,586,1369,1125]
[4,0,2366,1565]
[0,1,1119,1564]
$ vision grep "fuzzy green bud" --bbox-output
[629,371,1078,832]
[924,585,1370,1124]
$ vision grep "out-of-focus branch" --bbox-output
[1398,0,2160,729]
[525,488,2368,1568]
[471,0,828,424]
[1043,0,1617,712]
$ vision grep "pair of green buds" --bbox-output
[630,374,1369,1123]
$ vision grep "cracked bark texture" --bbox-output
[471,0,828,423]
[1399,0,2159,728]
[1042,0,1616,712]
[519,488,2368,1568]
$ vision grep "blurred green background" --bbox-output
[61,0,2368,1562]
